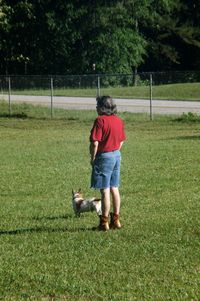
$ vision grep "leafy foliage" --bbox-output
[175,112,200,122]
[0,0,200,74]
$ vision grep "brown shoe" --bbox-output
[110,213,122,229]
[93,215,109,231]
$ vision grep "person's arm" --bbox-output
[90,141,99,165]
[119,141,124,150]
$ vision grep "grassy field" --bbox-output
[4,82,200,101]
[0,103,200,300]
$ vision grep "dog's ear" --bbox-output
[78,188,81,193]
[72,189,74,194]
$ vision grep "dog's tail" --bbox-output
[94,198,101,202]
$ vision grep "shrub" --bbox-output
[175,112,200,122]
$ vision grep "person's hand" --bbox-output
[90,157,95,166]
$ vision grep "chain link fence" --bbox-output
[1,71,200,118]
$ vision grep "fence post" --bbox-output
[8,76,11,116]
[97,75,100,97]
[150,73,153,121]
[50,77,53,118]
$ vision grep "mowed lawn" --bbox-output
[0,105,200,301]
[8,82,200,101]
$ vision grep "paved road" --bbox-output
[2,94,200,115]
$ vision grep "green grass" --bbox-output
[4,82,200,101]
[0,103,200,300]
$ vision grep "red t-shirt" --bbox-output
[90,115,126,153]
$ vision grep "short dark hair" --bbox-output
[96,96,117,115]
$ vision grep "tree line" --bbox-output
[0,0,200,75]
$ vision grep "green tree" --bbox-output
[173,0,200,70]
[0,0,12,73]
[69,1,147,74]
[0,0,78,74]
[140,0,200,71]
[0,0,200,74]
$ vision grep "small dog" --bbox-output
[72,189,102,217]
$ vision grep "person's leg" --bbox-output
[110,186,120,215]
[93,188,110,231]
[110,186,122,229]
[100,188,110,217]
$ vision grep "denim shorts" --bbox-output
[91,150,121,189]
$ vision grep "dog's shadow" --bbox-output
[32,214,72,221]
[0,226,95,236]
[0,214,97,236]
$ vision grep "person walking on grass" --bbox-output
[90,96,126,231]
